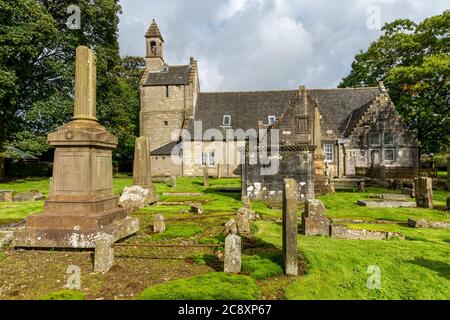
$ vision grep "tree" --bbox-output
[339,10,450,155]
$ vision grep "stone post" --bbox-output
[414,177,433,209]
[94,234,114,273]
[133,136,152,187]
[203,167,209,187]
[224,234,241,274]
[73,46,97,122]
[153,214,165,233]
[172,175,177,188]
[223,219,238,236]
[282,179,298,276]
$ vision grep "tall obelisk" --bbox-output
[13,46,139,248]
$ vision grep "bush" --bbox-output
[241,255,283,280]
[137,272,260,300]
[39,290,85,300]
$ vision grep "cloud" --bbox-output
[118,0,448,91]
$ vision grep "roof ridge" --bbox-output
[200,90,297,94]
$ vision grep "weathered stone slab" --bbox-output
[0,231,13,249]
[224,234,241,273]
[133,136,158,204]
[94,234,114,273]
[301,199,329,236]
[357,200,416,208]
[414,177,433,208]
[237,207,256,221]
[369,194,410,201]
[236,210,251,237]
[0,190,12,202]
[330,225,404,240]
[13,191,45,202]
[171,175,177,188]
[223,218,238,236]
[408,219,450,229]
[242,195,251,209]
[282,179,298,276]
[119,186,148,210]
[153,214,165,233]
[203,167,209,187]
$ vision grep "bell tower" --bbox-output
[145,19,164,72]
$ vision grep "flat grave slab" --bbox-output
[357,200,416,208]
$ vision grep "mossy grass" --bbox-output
[39,290,85,300]
[137,272,260,300]
[152,223,204,240]
[241,255,283,280]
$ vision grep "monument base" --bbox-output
[12,212,139,249]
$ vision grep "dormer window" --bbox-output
[223,115,231,126]
[268,115,276,125]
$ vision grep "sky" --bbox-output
[117,0,448,92]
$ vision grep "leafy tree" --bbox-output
[339,10,450,155]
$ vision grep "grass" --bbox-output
[39,290,85,300]
[152,223,204,240]
[137,272,260,300]
[318,188,450,222]
[255,221,450,300]
[241,255,284,280]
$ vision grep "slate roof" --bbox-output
[144,65,192,86]
[189,87,381,139]
[150,141,179,156]
[145,20,164,41]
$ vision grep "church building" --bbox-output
[140,20,419,195]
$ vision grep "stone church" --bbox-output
[140,20,419,195]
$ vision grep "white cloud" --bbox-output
[118,0,448,91]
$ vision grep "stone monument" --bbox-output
[133,136,158,204]
[13,46,139,248]
[414,177,433,209]
[301,199,329,236]
[282,179,298,276]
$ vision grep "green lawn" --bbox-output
[1,176,449,300]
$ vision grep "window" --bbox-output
[296,117,308,133]
[370,133,380,146]
[202,152,215,166]
[164,121,168,126]
[150,41,157,55]
[165,85,169,97]
[324,144,334,162]
[384,149,395,161]
[223,115,231,126]
[268,115,276,125]
[384,132,394,146]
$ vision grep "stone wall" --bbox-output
[150,156,182,177]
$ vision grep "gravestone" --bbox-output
[133,136,158,204]
[119,185,148,210]
[203,167,209,187]
[223,218,238,236]
[153,214,165,233]
[282,179,298,276]
[237,207,256,221]
[13,191,45,202]
[190,204,204,214]
[414,177,433,209]
[0,191,12,203]
[172,175,177,188]
[236,209,251,237]
[242,195,251,209]
[94,234,114,273]
[358,180,366,193]
[12,46,139,248]
[301,199,329,236]
[224,234,241,274]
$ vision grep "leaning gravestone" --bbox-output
[133,136,158,204]
[223,218,238,236]
[153,214,166,233]
[236,209,251,237]
[414,177,433,209]
[301,199,329,236]
[282,179,298,276]
[12,46,139,248]
[224,234,241,274]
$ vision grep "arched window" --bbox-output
[150,41,157,56]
